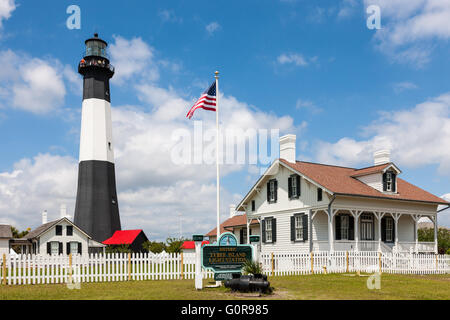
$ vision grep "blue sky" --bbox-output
[0,0,449,239]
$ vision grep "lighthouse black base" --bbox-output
[74,160,121,242]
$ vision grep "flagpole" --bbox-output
[215,71,220,242]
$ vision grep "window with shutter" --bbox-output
[66,225,73,236]
[294,215,303,241]
[267,180,278,203]
[55,225,62,236]
[317,188,323,202]
[289,175,301,200]
[265,219,273,242]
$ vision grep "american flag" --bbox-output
[186,81,216,119]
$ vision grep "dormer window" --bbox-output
[383,171,396,192]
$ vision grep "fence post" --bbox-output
[435,254,438,272]
[271,253,274,276]
[346,251,349,273]
[310,252,314,274]
[128,253,131,281]
[378,251,382,274]
[180,252,184,280]
[2,254,6,285]
[68,253,72,284]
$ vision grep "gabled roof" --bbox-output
[23,218,92,240]
[350,162,401,177]
[281,159,449,205]
[181,240,209,250]
[205,214,259,237]
[0,225,12,239]
[102,230,144,245]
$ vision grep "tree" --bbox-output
[165,237,186,253]
[105,244,132,254]
[142,241,166,253]
[11,226,30,239]
[418,227,450,254]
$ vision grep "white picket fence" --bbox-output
[260,251,450,276]
[1,251,449,286]
[0,252,213,286]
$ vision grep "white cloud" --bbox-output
[365,0,450,66]
[109,36,158,84]
[338,0,359,19]
[0,50,71,114]
[296,99,322,114]
[315,93,450,176]
[0,36,301,240]
[277,53,309,67]
[0,0,15,29]
[392,81,418,93]
[158,9,182,23]
[206,22,221,35]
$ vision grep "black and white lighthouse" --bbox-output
[74,34,121,242]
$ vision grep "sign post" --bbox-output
[249,235,260,264]
[193,234,204,290]
[202,232,253,282]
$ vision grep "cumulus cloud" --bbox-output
[0,36,301,240]
[0,50,73,114]
[109,36,158,84]
[0,0,15,29]
[392,81,418,93]
[315,93,450,175]
[365,0,450,66]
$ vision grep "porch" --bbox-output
[311,207,438,254]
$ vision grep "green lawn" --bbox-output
[0,273,448,300]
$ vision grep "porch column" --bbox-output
[376,212,385,252]
[246,218,250,244]
[412,215,420,253]
[351,210,362,252]
[393,213,401,252]
[328,209,335,252]
[433,214,438,254]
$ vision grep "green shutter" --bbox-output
[262,219,266,243]
[392,173,397,192]
[78,242,82,254]
[288,177,292,199]
[58,242,63,255]
[382,172,387,191]
[296,175,301,197]
[47,242,51,255]
[290,216,295,241]
[302,214,308,241]
[272,218,277,243]
[66,242,70,254]
[335,215,341,240]
[381,217,386,242]
[266,182,270,202]
[274,180,278,202]
[349,216,354,240]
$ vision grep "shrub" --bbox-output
[242,259,263,275]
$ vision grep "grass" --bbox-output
[0,273,448,300]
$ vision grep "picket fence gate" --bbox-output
[1,251,449,286]
[260,251,450,276]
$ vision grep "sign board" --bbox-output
[201,232,253,277]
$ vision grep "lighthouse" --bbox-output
[74,33,121,242]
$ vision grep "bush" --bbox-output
[165,237,186,253]
[242,259,263,275]
[418,227,450,254]
[446,248,450,255]
[105,244,131,254]
[143,241,166,253]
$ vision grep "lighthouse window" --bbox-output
[108,142,112,150]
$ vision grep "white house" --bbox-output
[206,206,260,244]
[0,225,12,256]
[237,135,449,254]
[19,213,105,255]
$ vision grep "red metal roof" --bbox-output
[181,240,209,250]
[102,230,143,245]
[206,213,259,237]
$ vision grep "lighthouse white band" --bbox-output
[79,98,115,163]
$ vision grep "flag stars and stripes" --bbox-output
[186,82,217,119]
